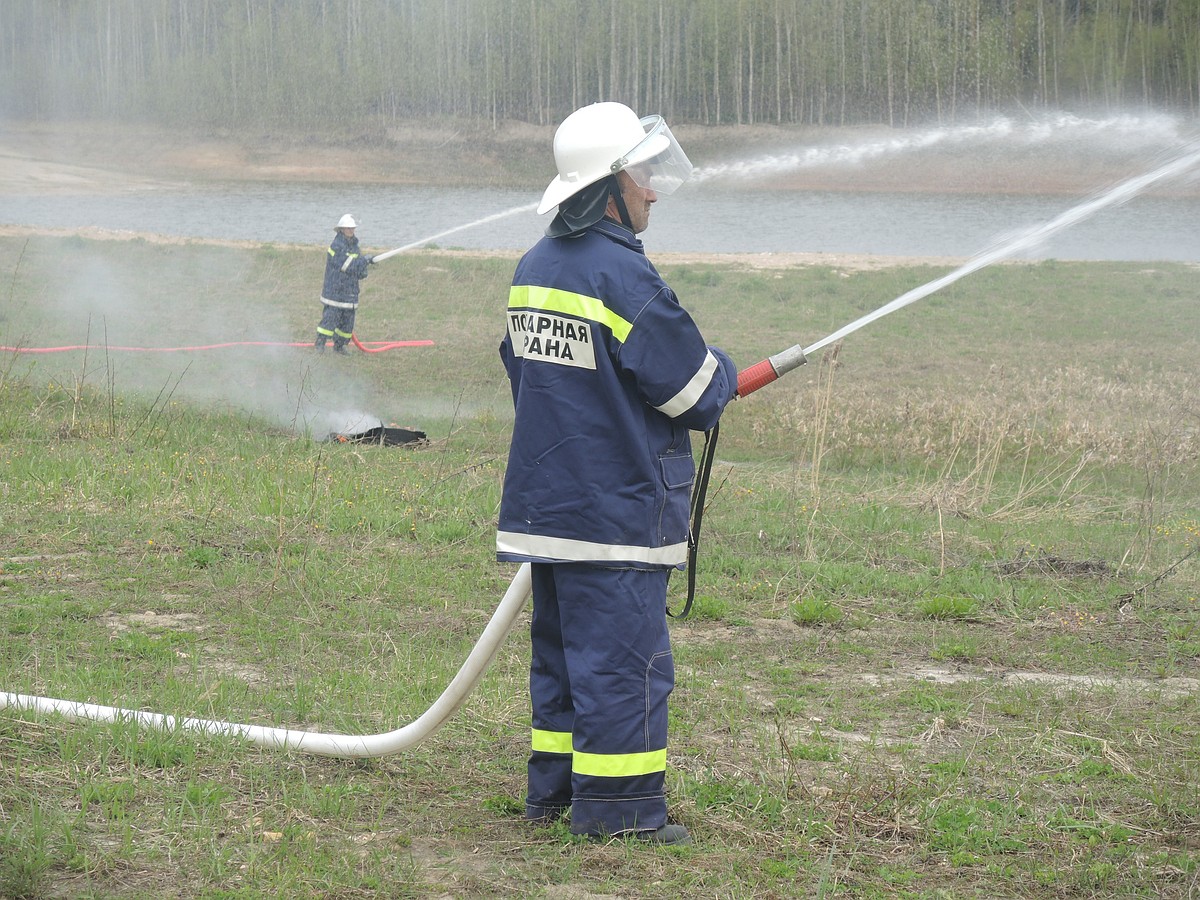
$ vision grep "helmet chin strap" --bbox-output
[606,175,635,231]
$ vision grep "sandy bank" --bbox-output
[0,222,967,272]
[4,118,1194,197]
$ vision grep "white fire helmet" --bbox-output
[337,214,358,229]
[537,101,694,215]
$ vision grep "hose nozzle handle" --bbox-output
[736,344,807,398]
[737,359,780,397]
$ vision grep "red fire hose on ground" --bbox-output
[1,339,433,354]
[350,334,431,354]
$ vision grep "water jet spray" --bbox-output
[4,144,1199,756]
[734,141,1200,397]
[692,112,1186,184]
[371,202,538,263]
[348,202,537,352]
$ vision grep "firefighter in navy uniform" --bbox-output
[498,102,738,845]
[315,214,373,354]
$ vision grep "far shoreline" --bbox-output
[3,118,1196,271]
[0,223,972,271]
[3,118,1196,199]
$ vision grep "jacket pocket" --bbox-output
[657,452,696,545]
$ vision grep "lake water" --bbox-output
[3,178,1199,263]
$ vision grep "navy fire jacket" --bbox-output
[321,232,370,306]
[497,218,737,568]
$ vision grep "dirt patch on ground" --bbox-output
[0,119,549,192]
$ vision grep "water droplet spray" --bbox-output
[736,140,1200,397]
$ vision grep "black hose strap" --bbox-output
[669,422,719,620]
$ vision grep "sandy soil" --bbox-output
[6,118,1187,192]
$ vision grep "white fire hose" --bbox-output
[0,565,531,758]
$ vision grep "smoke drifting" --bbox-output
[26,238,392,439]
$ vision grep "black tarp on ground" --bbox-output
[326,425,426,446]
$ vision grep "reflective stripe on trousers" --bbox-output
[526,562,674,836]
[318,305,356,344]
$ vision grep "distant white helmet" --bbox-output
[337,214,358,229]
[537,102,694,215]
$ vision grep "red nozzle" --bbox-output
[736,359,779,397]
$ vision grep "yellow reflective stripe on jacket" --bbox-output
[531,728,573,755]
[509,285,633,344]
[572,748,667,778]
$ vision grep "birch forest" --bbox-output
[3,0,1197,129]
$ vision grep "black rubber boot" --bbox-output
[631,824,691,846]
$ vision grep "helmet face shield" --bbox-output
[613,116,693,195]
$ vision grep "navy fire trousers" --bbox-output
[526,562,674,837]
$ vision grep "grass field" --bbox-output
[1,232,1198,898]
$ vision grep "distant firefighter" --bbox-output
[315,214,374,354]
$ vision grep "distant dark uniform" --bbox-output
[316,231,371,352]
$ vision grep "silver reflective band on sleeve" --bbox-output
[497,531,688,567]
[341,254,359,272]
[654,350,718,419]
